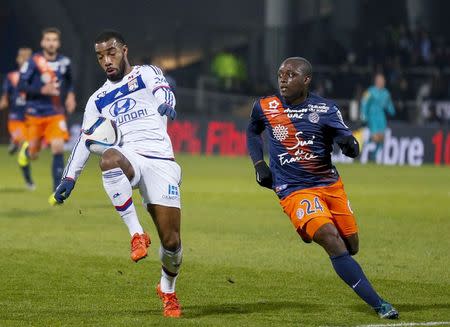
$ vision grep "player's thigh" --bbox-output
[106,146,143,186]
[324,179,358,240]
[280,190,333,243]
[44,115,69,145]
[25,117,44,156]
[138,159,181,209]
[7,120,26,143]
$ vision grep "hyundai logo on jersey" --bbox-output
[109,98,136,117]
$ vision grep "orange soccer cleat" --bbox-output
[130,232,150,262]
[156,284,182,318]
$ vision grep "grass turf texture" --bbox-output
[0,148,449,327]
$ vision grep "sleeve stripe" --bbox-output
[62,135,82,178]
[152,85,171,95]
[149,65,163,75]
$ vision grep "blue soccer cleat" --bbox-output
[375,300,399,319]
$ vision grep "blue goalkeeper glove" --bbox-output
[54,177,75,204]
[157,103,177,120]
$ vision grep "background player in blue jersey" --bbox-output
[1,47,35,189]
[246,57,398,319]
[17,27,76,198]
[360,73,396,161]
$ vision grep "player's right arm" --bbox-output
[54,95,99,203]
[360,89,372,123]
[17,58,41,96]
[246,100,273,189]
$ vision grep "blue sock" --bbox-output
[331,251,382,309]
[21,164,33,185]
[52,154,64,191]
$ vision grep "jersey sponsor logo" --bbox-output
[307,103,329,112]
[264,100,280,117]
[115,108,153,126]
[109,98,136,117]
[162,184,180,200]
[278,131,318,165]
[284,108,305,119]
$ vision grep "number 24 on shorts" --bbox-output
[296,197,324,220]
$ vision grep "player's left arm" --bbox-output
[144,65,176,120]
[385,91,395,117]
[247,101,273,189]
[0,76,10,110]
[64,58,77,114]
[327,104,360,158]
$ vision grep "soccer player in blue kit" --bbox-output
[246,57,398,319]
[17,27,76,196]
[0,47,34,189]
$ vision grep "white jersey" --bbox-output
[63,65,176,180]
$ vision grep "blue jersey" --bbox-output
[248,93,352,199]
[2,71,26,121]
[18,52,74,117]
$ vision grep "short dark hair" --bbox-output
[42,27,61,38]
[95,30,126,45]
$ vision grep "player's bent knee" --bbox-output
[344,234,359,255]
[161,233,181,252]
[99,149,122,171]
[313,223,347,256]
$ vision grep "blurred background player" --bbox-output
[360,73,395,161]
[0,47,35,189]
[53,30,182,318]
[17,27,76,198]
[247,57,399,319]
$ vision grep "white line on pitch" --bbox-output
[321,321,450,327]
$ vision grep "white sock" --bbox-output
[102,168,143,236]
[159,245,183,293]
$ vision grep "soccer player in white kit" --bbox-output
[53,30,183,318]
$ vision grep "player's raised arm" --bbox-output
[54,96,99,204]
[143,65,176,120]
[246,100,273,189]
[327,105,360,158]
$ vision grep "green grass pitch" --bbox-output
[0,148,449,326]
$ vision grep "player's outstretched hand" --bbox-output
[157,103,177,120]
[54,177,75,204]
[335,135,360,158]
[254,161,273,189]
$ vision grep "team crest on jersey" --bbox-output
[308,112,320,123]
[128,78,139,91]
[109,97,136,117]
[296,208,305,220]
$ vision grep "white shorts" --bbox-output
[111,146,182,208]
